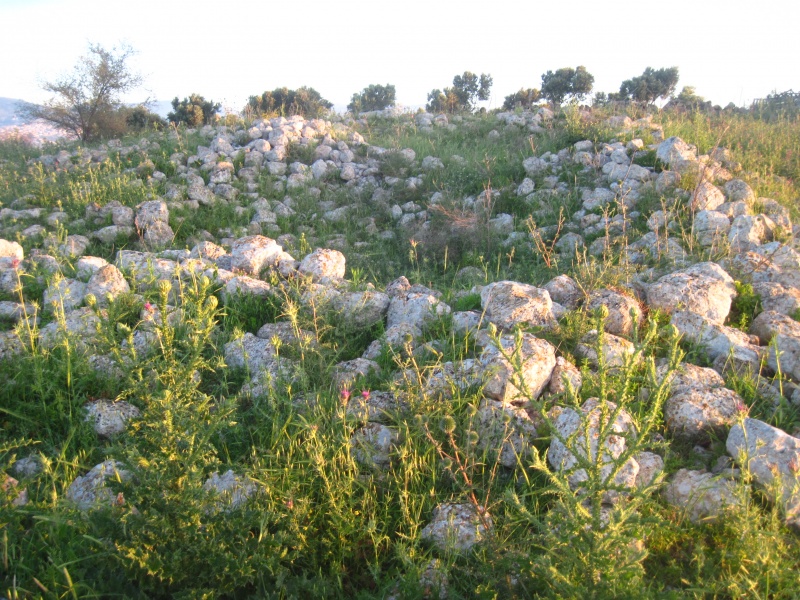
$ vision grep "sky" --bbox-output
[2,0,799,113]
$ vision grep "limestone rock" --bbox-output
[671,311,762,374]
[575,330,635,368]
[85,264,130,306]
[203,470,257,513]
[421,502,493,552]
[480,280,556,330]
[66,460,130,511]
[475,399,541,468]
[84,400,140,437]
[663,469,743,523]
[479,332,556,403]
[586,289,643,337]
[548,398,639,502]
[299,248,346,283]
[727,418,800,528]
[230,235,284,276]
[645,262,736,325]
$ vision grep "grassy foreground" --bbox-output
[1,105,800,599]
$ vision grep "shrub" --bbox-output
[246,87,332,118]
[540,66,594,108]
[124,105,166,132]
[167,94,221,127]
[348,83,396,113]
[426,71,493,113]
[502,88,541,110]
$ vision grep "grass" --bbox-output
[2,106,800,598]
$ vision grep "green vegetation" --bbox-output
[246,87,333,118]
[614,67,680,105]
[168,94,221,127]
[427,71,493,114]
[2,96,800,598]
[348,84,396,113]
[540,66,594,107]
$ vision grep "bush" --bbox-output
[167,94,221,127]
[541,66,594,107]
[246,87,332,118]
[348,84,396,113]
[124,105,166,132]
[502,88,541,110]
[426,71,493,113]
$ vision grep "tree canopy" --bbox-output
[426,71,493,113]
[17,43,142,141]
[616,67,680,104]
[540,66,594,107]
[246,87,332,118]
[168,94,221,127]
[348,84,396,113]
[503,88,541,110]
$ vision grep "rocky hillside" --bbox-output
[1,107,800,597]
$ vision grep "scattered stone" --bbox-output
[480,280,556,330]
[84,400,140,437]
[203,470,257,513]
[479,332,556,403]
[586,289,643,337]
[645,262,736,325]
[350,423,398,467]
[420,502,493,552]
[575,330,635,368]
[66,460,130,511]
[299,248,346,282]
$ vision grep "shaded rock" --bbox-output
[420,502,493,552]
[548,398,639,502]
[547,356,582,395]
[203,470,257,513]
[387,290,450,330]
[332,289,390,328]
[727,418,800,528]
[44,278,87,312]
[663,469,743,523]
[665,386,744,441]
[39,307,102,349]
[691,181,726,211]
[750,310,800,383]
[351,423,398,467]
[753,282,800,316]
[634,452,664,488]
[475,399,541,468]
[345,390,407,423]
[729,214,775,253]
[66,460,130,511]
[84,400,140,437]
[332,358,381,389]
[575,330,635,368]
[671,311,762,374]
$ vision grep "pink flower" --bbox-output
[143,302,154,312]
[10,258,20,270]
[361,389,370,400]
[340,388,351,403]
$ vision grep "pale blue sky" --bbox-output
[2,0,798,112]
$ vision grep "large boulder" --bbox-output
[298,248,346,283]
[670,311,762,374]
[749,310,800,383]
[85,264,130,306]
[230,236,284,276]
[586,289,643,337]
[656,137,697,165]
[480,280,557,330]
[645,262,736,325]
[479,332,556,403]
[727,418,800,529]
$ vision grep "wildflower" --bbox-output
[286,499,294,510]
[340,388,351,404]
[361,389,370,400]
[10,258,20,270]
[143,302,154,312]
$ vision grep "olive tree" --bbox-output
[17,43,142,142]
[540,66,594,108]
[426,71,492,113]
[348,84,396,113]
[168,94,221,127]
[616,67,679,104]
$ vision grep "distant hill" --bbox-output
[0,97,26,127]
